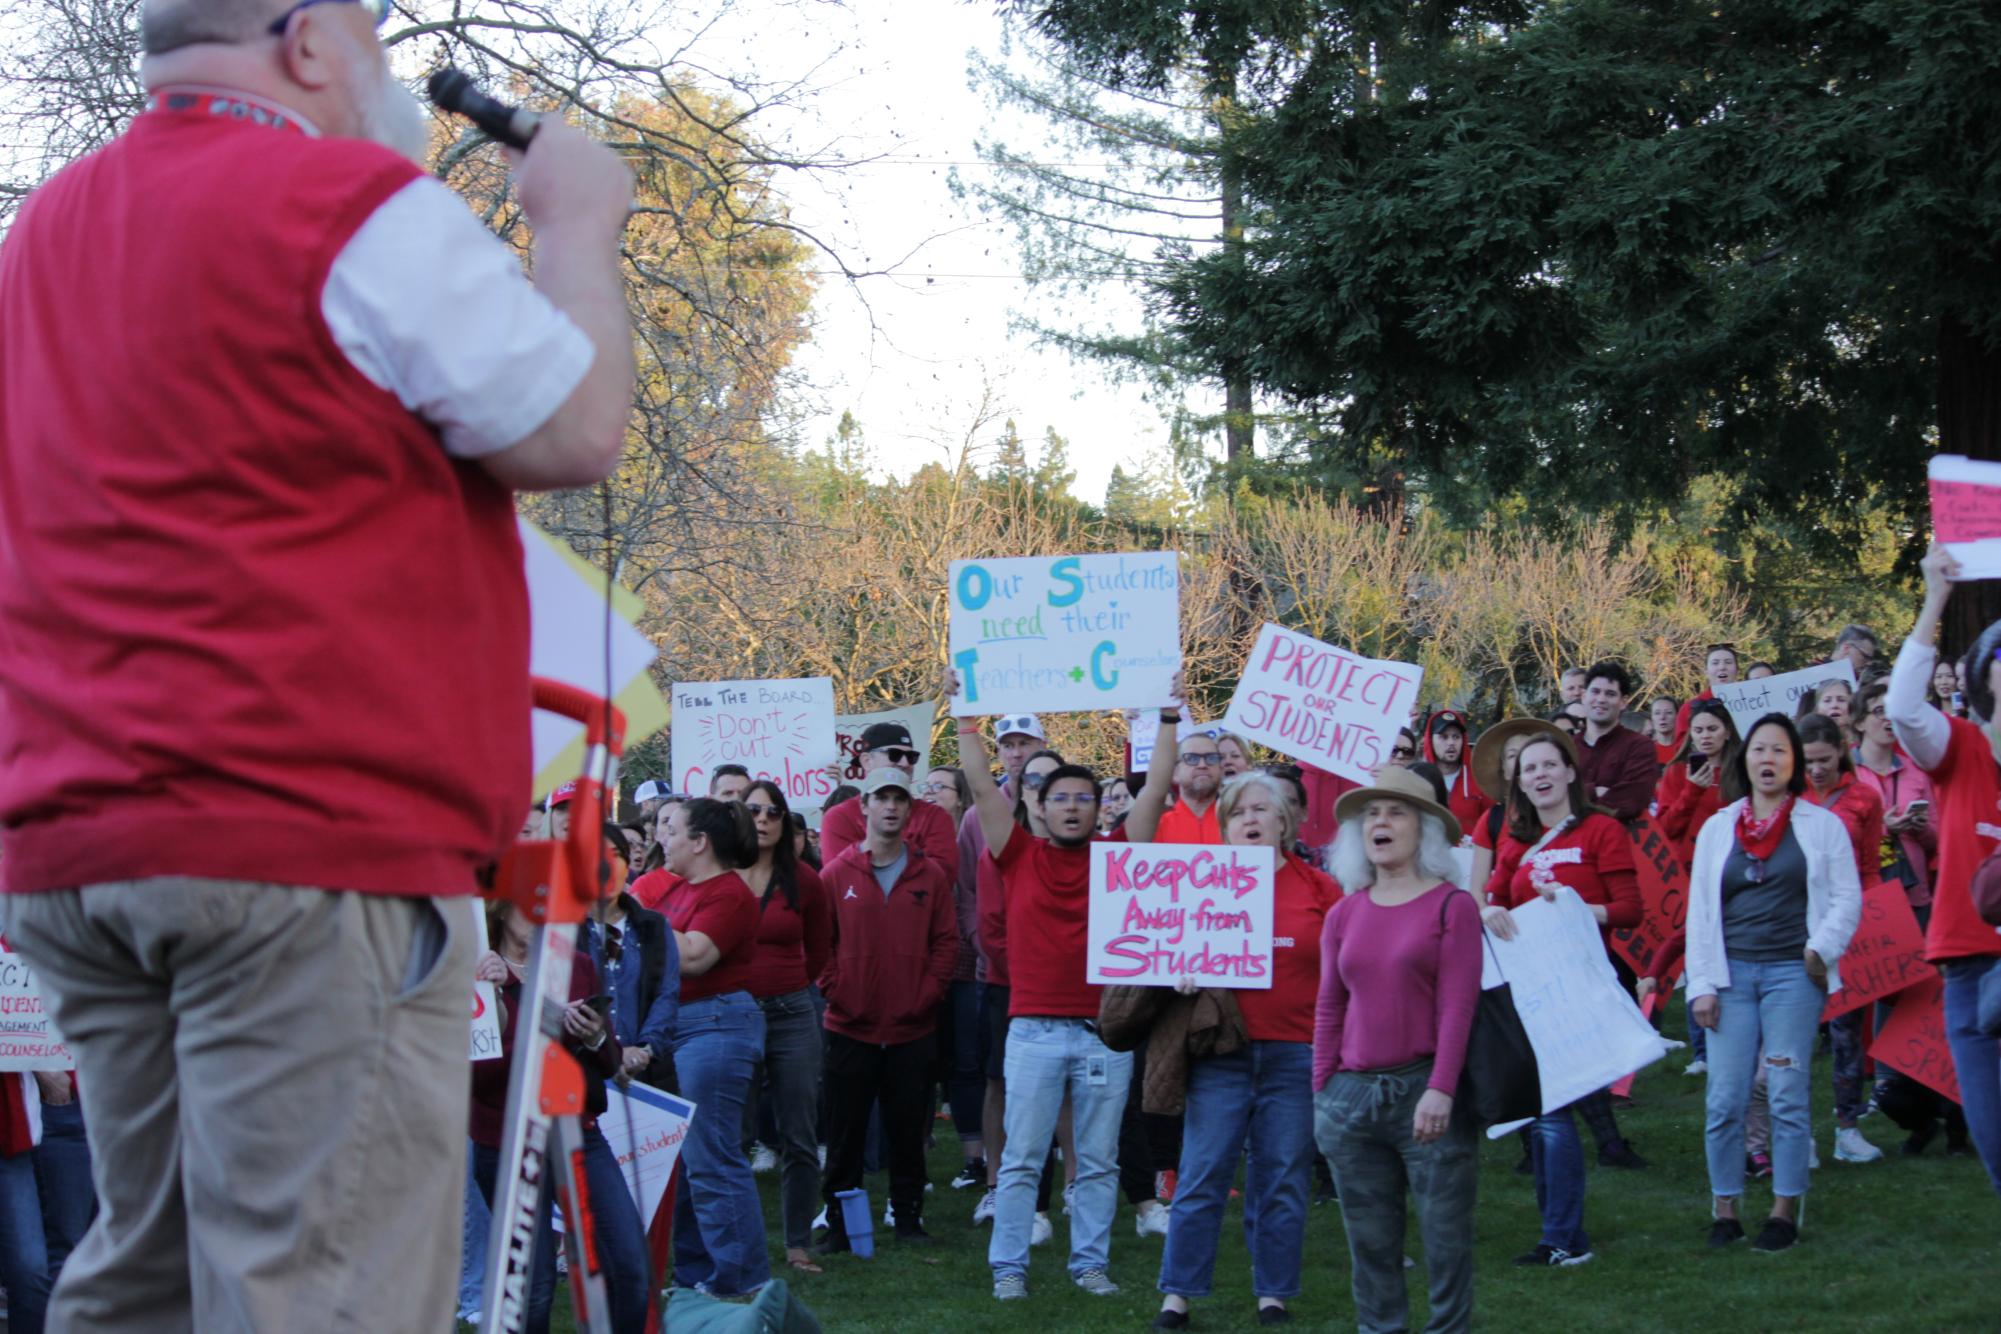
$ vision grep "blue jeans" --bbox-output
[1159,1041,1312,1301]
[947,979,987,1146]
[670,991,770,1295]
[33,1097,94,1282]
[1703,957,1821,1200]
[1528,1108,1589,1254]
[1942,956,2001,1195]
[989,1017,1131,1280]
[0,1149,51,1334]
[580,1122,652,1334]
[1686,1004,1707,1062]
[459,1140,489,1322]
[472,1140,556,1334]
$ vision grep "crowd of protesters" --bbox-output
[8,566,2001,1333]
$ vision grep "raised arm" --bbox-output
[947,666,1017,859]
[1888,544,1956,772]
[1120,671,1187,842]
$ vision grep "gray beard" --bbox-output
[361,71,432,164]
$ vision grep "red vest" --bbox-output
[0,102,530,896]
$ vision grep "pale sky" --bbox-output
[686,0,1218,504]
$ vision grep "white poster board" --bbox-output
[1087,842,1276,989]
[832,704,935,785]
[525,519,669,801]
[556,1082,696,1234]
[1480,889,1669,1135]
[948,552,1181,716]
[1712,660,1856,733]
[669,677,838,805]
[1221,623,1423,784]
[1928,454,2001,581]
[0,947,72,1072]
[469,902,502,1063]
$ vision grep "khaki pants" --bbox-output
[3,879,473,1334]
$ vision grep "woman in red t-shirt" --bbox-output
[1152,771,1341,1330]
[1482,733,1643,1268]
[655,797,770,1296]
[1655,700,1739,868]
[737,780,832,1273]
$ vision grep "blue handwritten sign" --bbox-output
[947,552,1181,716]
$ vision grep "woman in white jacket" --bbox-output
[1685,713,1861,1254]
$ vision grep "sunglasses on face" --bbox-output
[743,802,783,819]
[871,747,920,766]
[269,0,389,34]
[1390,745,1416,759]
[1022,771,1051,791]
[997,717,1037,737]
[1180,753,1224,767]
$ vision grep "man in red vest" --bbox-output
[0,0,633,1325]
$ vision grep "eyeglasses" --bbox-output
[268,0,389,34]
[870,747,920,766]
[743,802,783,819]
[1180,753,1224,767]
[1045,792,1098,806]
[921,781,954,795]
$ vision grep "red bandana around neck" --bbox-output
[1735,794,1796,865]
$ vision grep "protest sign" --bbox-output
[670,677,837,804]
[832,704,934,785]
[0,947,72,1072]
[1128,710,1160,772]
[1869,974,1959,1104]
[1609,817,1687,979]
[1220,623,1422,784]
[948,552,1181,717]
[1087,842,1276,989]
[1823,881,1928,1020]
[557,1082,696,1234]
[469,902,501,1063]
[525,519,669,802]
[1481,888,1669,1134]
[1711,661,1855,733]
[1928,454,2001,581]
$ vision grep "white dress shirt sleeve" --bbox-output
[321,177,595,459]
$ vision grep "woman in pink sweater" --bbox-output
[1313,768,1482,1334]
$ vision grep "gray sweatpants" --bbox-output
[3,878,473,1334]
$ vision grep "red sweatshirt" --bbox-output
[819,844,959,1045]
[744,864,832,999]
[1487,813,1643,933]
[1807,773,1883,890]
[1654,760,1725,867]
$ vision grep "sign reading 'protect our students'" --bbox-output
[1222,623,1423,784]
[947,553,1181,717]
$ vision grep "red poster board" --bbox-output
[1609,817,1686,979]
[1822,881,1929,1020]
[1868,974,1961,1104]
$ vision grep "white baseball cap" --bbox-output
[633,779,672,802]
[994,714,1046,742]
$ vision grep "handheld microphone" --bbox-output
[426,67,539,151]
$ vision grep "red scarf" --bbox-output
[1735,795,1796,864]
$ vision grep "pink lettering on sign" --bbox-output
[1929,476,2001,544]
[1089,842,1276,990]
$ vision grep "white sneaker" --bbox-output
[1134,1200,1169,1238]
[993,1273,1028,1302]
[1030,1212,1053,1246]
[1834,1126,1883,1163]
[1062,1182,1076,1216]
[883,1200,897,1226]
[1684,1059,1708,1076]
[972,1188,997,1225]
[750,1143,779,1174]
[811,1206,828,1233]
[1808,1142,1822,1170]
[1073,1266,1119,1296]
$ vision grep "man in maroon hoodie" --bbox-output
[820,721,959,882]
[817,768,959,1249]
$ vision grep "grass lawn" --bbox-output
[554,997,1999,1332]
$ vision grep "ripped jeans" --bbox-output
[1704,958,1822,1200]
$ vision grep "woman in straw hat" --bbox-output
[1312,768,1482,1334]
[1465,718,1569,898]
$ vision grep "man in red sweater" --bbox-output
[1573,662,1662,823]
[821,721,959,882]
[0,0,633,1325]
[817,769,959,1250]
